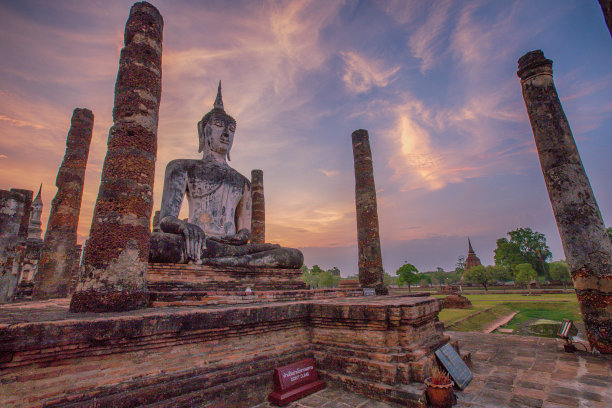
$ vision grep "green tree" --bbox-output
[301,265,341,288]
[607,227,612,244]
[328,267,341,277]
[432,267,448,286]
[317,270,340,288]
[515,263,537,294]
[420,273,432,284]
[491,265,512,283]
[462,265,493,291]
[494,227,552,277]
[455,256,466,275]
[383,271,398,286]
[311,265,324,275]
[396,263,419,292]
[548,260,572,287]
[300,265,318,288]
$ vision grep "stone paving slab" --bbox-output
[254,332,611,408]
[252,386,405,408]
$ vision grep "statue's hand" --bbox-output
[179,222,206,262]
[233,228,250,245]
[212,228,250,246]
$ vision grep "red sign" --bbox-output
[268,358,326,406]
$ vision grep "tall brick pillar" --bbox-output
[599,0,612,38]
[351,129,387,295]
[518,50,612,354]
[250,169,265,244]
[33,109,93,300]
[70,2,163,313]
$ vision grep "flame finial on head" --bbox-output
[214,80,224,111]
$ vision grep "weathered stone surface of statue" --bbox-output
[0,188,32,303]
[150,83,303,268]
[33,109,93,300]
[250,169,265,244]
[70,2,163,313]
[518,50,612,354]
[351,129,387,295]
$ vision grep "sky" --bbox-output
[0,0,610,277]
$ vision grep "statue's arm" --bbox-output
[234,181,252,244]
[159,160,188,232]
[159,160,206,261]
[211,180,251,245]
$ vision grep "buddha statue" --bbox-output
[149,82,303,269]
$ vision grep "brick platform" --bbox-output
[0,295,445,408]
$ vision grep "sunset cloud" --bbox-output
[407,0,453,73]
[318,169,340,178]
[0,0,609,275]
[340,51,400,93]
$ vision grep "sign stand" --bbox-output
[434,343,473,390]
[268,358,326,406]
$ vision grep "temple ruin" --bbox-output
[0,189,32,303]
[464,238,482,272]
[250,169,265,244]
[0,4,453,407]
[70,2,164,312]
[518,50,612,354]
[351,129,387,295]
[33,108,93,300]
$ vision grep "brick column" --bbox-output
[517,50,612,354]
[351,129,387,295]
[599,0,612,38]
[250,169,265,244]
[70,2,163,312]
[33,109,93,299]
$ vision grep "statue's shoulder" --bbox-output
[227,166,251,190]
[165,159,199,172]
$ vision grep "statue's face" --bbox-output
[205,113,235,155]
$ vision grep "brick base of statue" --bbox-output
[147,263,365,305]
[0,295,446,407]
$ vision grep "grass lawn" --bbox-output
[500,301,582,332]
[438,304,488,325]
[437,293,582,337]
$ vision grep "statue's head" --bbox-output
[198,81,237,160]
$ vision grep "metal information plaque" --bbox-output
[434,343,473,390]
[363,288,376,296]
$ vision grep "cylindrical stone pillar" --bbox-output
[599,0,612,38]
[250,169,265,244]
[70,2,163,313]
[352,129,387,295]
[518,50,612,354]
[33,109,93,300]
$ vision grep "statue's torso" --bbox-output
[184,160,248,238]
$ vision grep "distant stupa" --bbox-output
[27,184,43,243]
[465,238,482,271]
